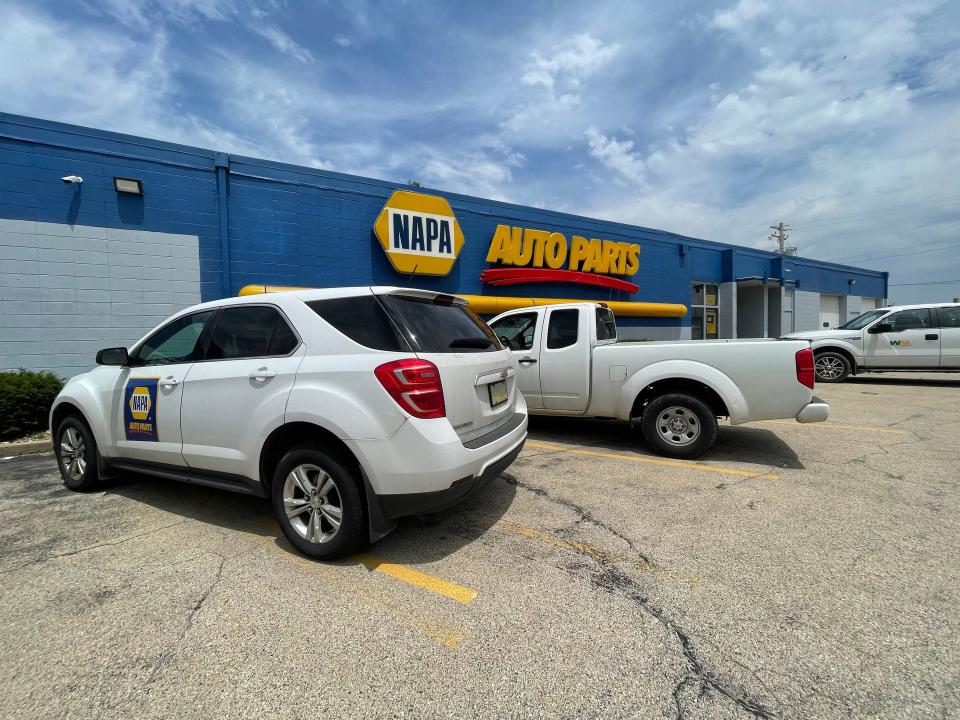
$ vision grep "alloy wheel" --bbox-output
[815,355,845,380]
[282,464,343,544]
[657,406,701,447]
[60,427,87,481]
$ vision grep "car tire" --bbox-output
[271,446,366,560]
[641,393,718,459]
[814,351,851,383]
[54,415,101,491]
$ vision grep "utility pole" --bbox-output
[769,222,797,255]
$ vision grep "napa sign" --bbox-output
[483,224,641,293]
[374,190,465,276]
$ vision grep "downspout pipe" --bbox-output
[215,152,231,299]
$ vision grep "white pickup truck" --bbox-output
[781,302,960,383]
[489,302,828,458]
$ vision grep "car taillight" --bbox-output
[796,347,815,389]
[374,359,446,419]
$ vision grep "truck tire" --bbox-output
[641,393,718,459]
[54,415,101,491]
[813,351,850,383]
[271,446,366,560]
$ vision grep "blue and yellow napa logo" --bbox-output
[373,190,464,276]
[128,386,152,420]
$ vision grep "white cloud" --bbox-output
[520,33,620,90]
[333,34,353,48]
[585,128,646,186]
[711,0,769,32]
[251,25,314,63]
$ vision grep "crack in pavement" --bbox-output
[502,472,648,564]
[507,475,779,719]
[0,521,189,575]
[143,554,228,692]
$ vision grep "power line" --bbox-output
[797,195,960,231]
[889,279,960,286]
[830,241,960,263]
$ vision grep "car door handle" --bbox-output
[160,376,180,388]
[518,358,537,365]
[249,369,277,381]
[926,334,939,340]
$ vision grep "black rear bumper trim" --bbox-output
[462,412,526,449]
[376,438,525,520]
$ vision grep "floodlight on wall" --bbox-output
[61,175,83,184]
[848,279,857,286]
[113,177,144,195]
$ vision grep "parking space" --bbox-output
[1,374,958,719]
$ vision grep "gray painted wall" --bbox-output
[719,282,736,339]
[794,290,821,332]
[0,220,201,378]
[767,286,782,337]
[736,285,766,338]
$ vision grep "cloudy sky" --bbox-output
[1,0,958,302]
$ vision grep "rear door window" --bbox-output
[547,309,579,349]
[205,306,300,360]
[379,294,501,353]
[307,296,408,352]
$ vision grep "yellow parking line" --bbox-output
[524,440,779,480]
[246,525,469,649]
[354,554,479,605]
[763,419,908,434]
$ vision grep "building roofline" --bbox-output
[0,111,886,279]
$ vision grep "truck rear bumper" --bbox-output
[796,396,830,423]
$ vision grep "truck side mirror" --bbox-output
[869,323,893,334]
[96,346,129,365]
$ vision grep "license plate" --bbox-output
[488,380,508,408]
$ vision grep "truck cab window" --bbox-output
[547,309,579,349]
[490,312,537,351]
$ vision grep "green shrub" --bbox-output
[0,370,64,441]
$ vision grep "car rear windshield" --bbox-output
[307,293,502,353]
[380,294,502,353]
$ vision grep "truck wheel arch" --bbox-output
[630,378,729,421]
[812,346,858,374]
[617,361,747,423]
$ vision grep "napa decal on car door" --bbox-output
[124,377,159,441]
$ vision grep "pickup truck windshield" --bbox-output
[839,309,887,330]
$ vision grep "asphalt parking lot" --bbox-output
[1,374,958,719]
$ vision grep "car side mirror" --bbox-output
[96,346,129,365]
[869,323,893,334]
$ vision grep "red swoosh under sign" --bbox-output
[480,268,639,293]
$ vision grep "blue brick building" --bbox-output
[0,113,887,378]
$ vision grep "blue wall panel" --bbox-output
[1,112,888,331]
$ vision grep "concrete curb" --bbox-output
[0,440,53,457]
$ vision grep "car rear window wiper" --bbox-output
[449,337,493,349]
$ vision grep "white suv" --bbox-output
[49,287,528,559]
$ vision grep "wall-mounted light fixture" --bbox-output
[61,175,83,184]
[113,177,144,195]
[848,278,857,286]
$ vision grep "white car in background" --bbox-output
[782,303,960,383]
[49,288,527,559]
